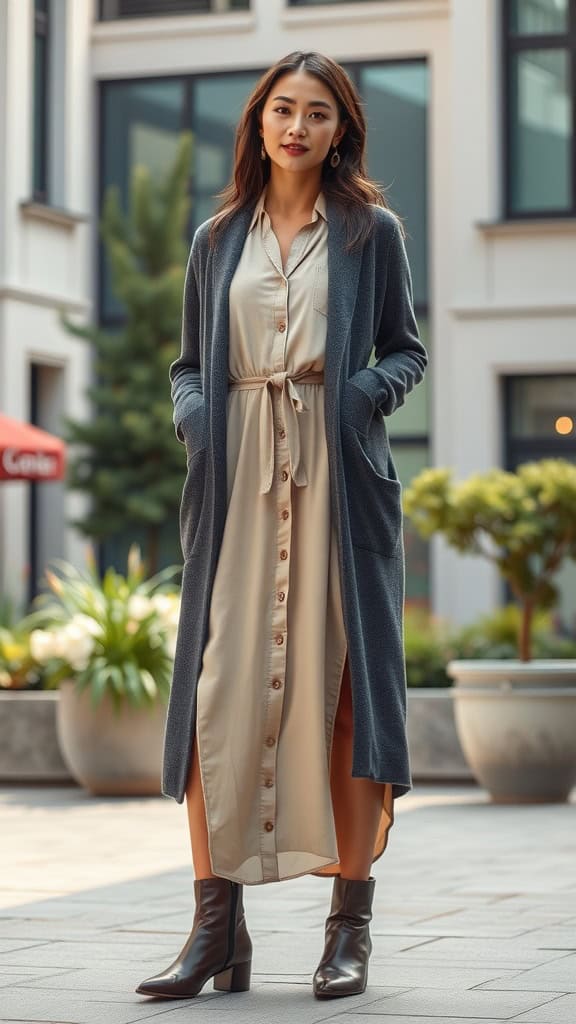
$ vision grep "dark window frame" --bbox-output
[286,0,385,5]
[98,0,249,18]
[33,0,50,203]
[502,0,576,219]
[502,373,576,469]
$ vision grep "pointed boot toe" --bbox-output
[135,877,252,999]
[313,874,375,999]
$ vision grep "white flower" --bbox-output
[53,622,96,672]
[29,629,60,664]
[150,592,180,629]
[127,594,154,621]
[71,613,103,638]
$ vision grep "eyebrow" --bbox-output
[271,95,333,110]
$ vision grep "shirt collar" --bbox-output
[248,187,327,233]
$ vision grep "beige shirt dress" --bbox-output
[194,186,394,885]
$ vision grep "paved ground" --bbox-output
[0,780,575,1024]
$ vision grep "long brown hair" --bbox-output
[208,51,400,252]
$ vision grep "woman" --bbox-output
[136,50,427,1002]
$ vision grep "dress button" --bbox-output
[266,736,276,747]
[278,322,286,332]
[280,549,288,560]
[265,821,274,831]
[278,429,286,439]
[265,778,274,788]
[272,678,282,689]
[281,509,289,520]
[281,470,289,481]
[275,634,284,645]
[277,591,285,602]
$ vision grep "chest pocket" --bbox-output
[312,263,328,317]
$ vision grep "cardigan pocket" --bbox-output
[180,398,207,463]
[342,377,375,436]
[342,420,403,557]
[179,448,207,561]
[179,400,207,560]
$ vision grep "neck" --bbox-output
[264,170,323,219]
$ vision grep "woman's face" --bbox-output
[259,69,346,173]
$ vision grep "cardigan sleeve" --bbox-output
[169,233,204,444]
[348,216,428,418]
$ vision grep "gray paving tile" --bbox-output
[514,993,576,1022]
[347,987,565,1017]
[1,781,575,1024]
[476,953,576,992]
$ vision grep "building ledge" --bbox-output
[92,10,254,43]
[476,217,576,238]
[0,284,90,314]
[281,0,449,27]
[450,302,576,320]
[19,201,90,231]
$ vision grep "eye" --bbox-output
[273,106,289,115]
[310,112,327,120]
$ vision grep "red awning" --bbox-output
[0,414,66,482]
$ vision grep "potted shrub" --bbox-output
[27,544,181,796]
[404,459,576,803]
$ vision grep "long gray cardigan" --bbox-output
[162,197,428,805]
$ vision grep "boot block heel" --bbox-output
[213,959,252,992]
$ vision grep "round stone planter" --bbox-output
[57,679,168,796]
[447,660,576,804]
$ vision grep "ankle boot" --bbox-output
[135,876,252,998]
[313,874,376,999]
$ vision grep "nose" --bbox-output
[288,116,307,137]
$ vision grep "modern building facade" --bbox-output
[0,0,574,630]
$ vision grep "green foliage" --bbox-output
[404,608,453,687]
[60,133,194,572]
[403,460,576,660]
[23,545,181,713]
[452,604,576,661]
[405,604,576,687]
[0,624,43,691]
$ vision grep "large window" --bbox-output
[504,375,576,630]
[99,0,249,17]
[503,0,576,217]
[99,61,430,601]
[33,0,50,202]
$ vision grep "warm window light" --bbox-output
[555,416,574,436]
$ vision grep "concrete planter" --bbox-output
[407,687,472,781]
[57,679,168,796]
[0,690,71,781]
[1,685,470,786]
[447,660,576,803]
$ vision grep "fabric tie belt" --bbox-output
[228,369,325,495]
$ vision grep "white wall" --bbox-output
[0,0,95,610]
[436,0,576,624]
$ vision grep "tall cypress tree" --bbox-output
[61,133,193,575]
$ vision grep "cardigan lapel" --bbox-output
[324,195,363,428]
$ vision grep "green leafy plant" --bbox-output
[25,544,181,712]
[404,459,576,661]
[404,607,454,687]
[453,604,576,662]
[60,132,193,574]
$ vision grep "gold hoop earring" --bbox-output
[260,142,267,161]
